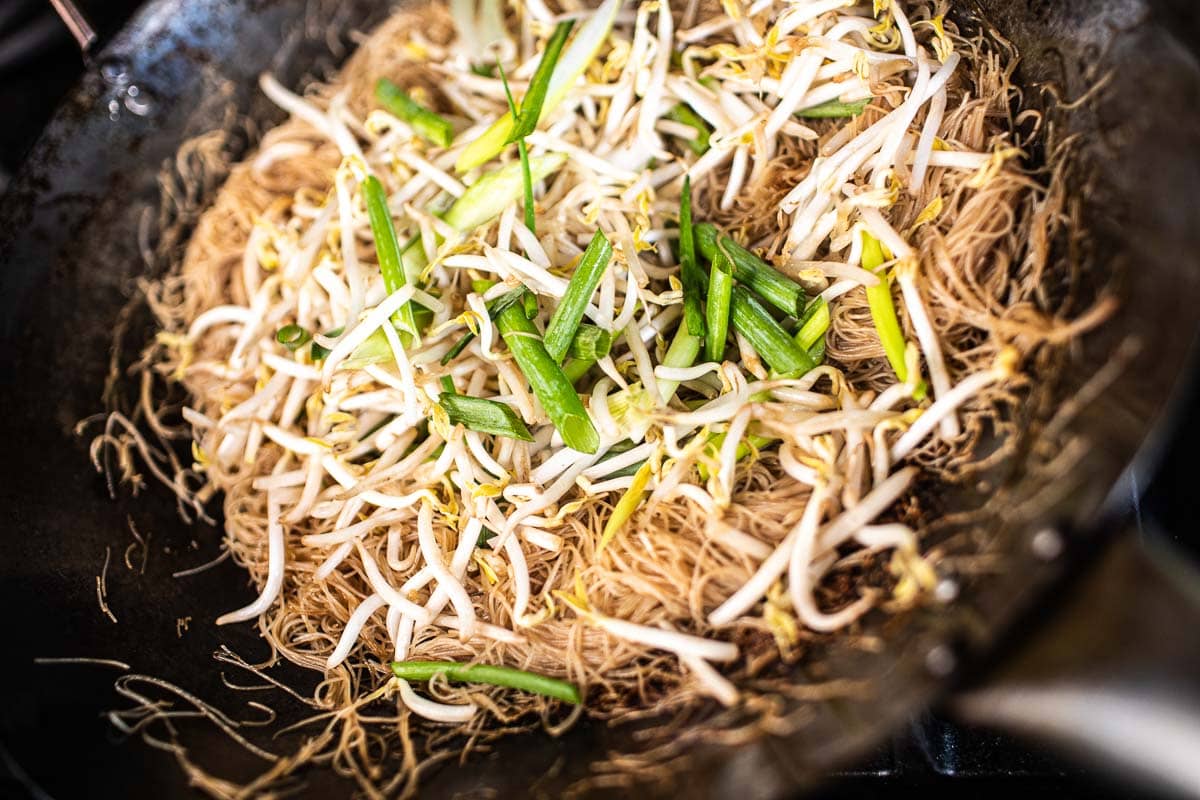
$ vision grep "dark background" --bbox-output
[0,1,1190,798]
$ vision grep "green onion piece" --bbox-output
[705,252,733,363]
[496,303,599,453]
[664,104,711,155]
[543,230,613,363]
[443,153,566,233]
[698,75,719,91]
[496,61,537,235]
[309,326,344,361]
[598,460,653,553]
[793,296,830,350]
[795,97,870,119]
[455,0,620,172]
[476,526,498,547]
[561,357,595,384]
[694,223,806,318]
[522,289,539,319]
[342,328,395,370]
[374,78,455,147]
[363,175,420,339]
[507,21,575,142]
[730,285,816,375]
[678,176,706,338]
[808,335,827,365]
[567,324,612,360]
[440,375,456,395]
[862,231,908,382]
[470,63,497,78]
[438,394,534,441]
[390,660,580,704]
[276,324,311,352]
[657,324,703,403]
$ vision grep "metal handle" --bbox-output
[950,530,1200,796]
[47,0,96,53]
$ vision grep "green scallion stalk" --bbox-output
[363,175,420,339]
[390,660,581,704]
[543,230,613,363]
[705,252,733,363]
[657,324,703,403]
[862,231,908,382]
[476,526,498,547]
[507,21,575,142]
[309,326,343,361]
[678,176,706,338]
[496,303,599,453]
[694,223,806,318]
[440,375,456,395]
[793,296,830,350]
[664,104,711,155]
[455,0,620,172]
[808,335,827,365]
[276,324,311,351]
[443,153,567,233]
[561,357,595,384]
[374,78,455,147]
[567,324,612,360]
[496,62,537,234]
[438,394,533,441]
[795,97,870,119]
[730,285,817,375]
[697,432,776,480]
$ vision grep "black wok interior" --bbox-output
[2,0,1199,796]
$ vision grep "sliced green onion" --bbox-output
[309,326,344,361]
[705,251,733,363]
[598,460,653,553]
[543,230,613,363]
[476,526,498,547]
[496,61,537,235]
[665,104,711,155]
[438,394,533,441]
[390,660,580,704]
[496,303,599,453]
[678,176,706,338]
[808,335,827,365]
[567,324,612,360]
[794,296,830,350]
[561,357,595,384]
[363,175,420,339]
[657,324,703,403]
[697,432,775,480]
[862,231,908,382]
[455,0,620,172]
[440,375,456,395]
[342,328,394,370]
[374,78,455,147]
[694,223,806,318]
[276,324,311,352]
[522,289,539,319]
[730,285,816,375]
[796,97,870,119]
[443,153,567,233]
[507,21,575,142]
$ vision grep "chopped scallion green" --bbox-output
[438,394,533,441]
[507,21,575,142]
[730,285,816,375]
[705,251,733,363]
[795,97,870,119]
[276,324,311,352]
[543,230,613,363]
[374,78,455,147]
[496,303,599,453]
[793,296,830,350]
[567,324,612,360]
[390,660,581,704]
[678,176,706,339]
[363,175,420,340]
[665,104,711,155]
[862,231,909,382]
[694,223,806,318]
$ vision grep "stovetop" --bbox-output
[0,2,1191,798]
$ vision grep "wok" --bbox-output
[1,0,1199,796]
